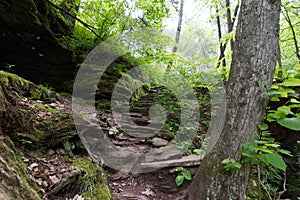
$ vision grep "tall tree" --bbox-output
[187,0,281,199]
[172,0,185,53]
[216,5,227,67]
[282,5,300,63]
[61,0,81,32]
[216,0,239,68]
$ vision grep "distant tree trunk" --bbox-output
[188,0,281,199]
[282,6,300,63]
[226,0,233,50]
[216,2,239,68]
[61,0,80,32]
[172,0,184,53]
[216,6,226,68]
[277,39,283,80]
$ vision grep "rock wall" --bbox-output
[0,0,75,91]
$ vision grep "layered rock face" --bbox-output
[0,0,75,91]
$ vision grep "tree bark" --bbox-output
[172,0,184,53]
[216,6,226,68]
[282,6,300,63]
[61,0,80,32]
[226,0,234,51]
[188,0,281,199]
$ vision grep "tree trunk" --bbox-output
[188,0,281,199]
[172,0,184,53]
[282,6,300,63]
[61,0,80,32]
[216,6,226,68]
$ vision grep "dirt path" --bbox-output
[91,89,197,199]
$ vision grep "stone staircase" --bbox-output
[112,86,174,146]
[91,86,202,173]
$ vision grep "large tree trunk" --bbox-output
[187,0,281,199]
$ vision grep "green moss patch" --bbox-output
[73,158,111,200]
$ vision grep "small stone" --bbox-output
[42,181,49,188]
[48,149,55,156]
[56,148,65,155]
[151,137,168,147]
[22,157,29,163]
[158,130,175,140]
[36,178,43,186]
[49,175,59,185]
[33,167,40,173]
[28,162,39,171]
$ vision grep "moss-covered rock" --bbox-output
[0,0,75,91]
[0,71,112,199]
[73,158,112,200]
[0,139,41,200]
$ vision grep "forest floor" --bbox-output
[70,93,195,200]
[15,94,194,200]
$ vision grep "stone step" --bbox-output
[117,123,163,139]
[141,154,203,168]
[118,120,163,130]
[129,107,149,115]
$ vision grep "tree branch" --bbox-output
[45,0,103,40]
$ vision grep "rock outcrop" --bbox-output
[0,0,75,91]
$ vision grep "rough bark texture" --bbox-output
[172,0,184,53]
[216,6,226,68]
[188,0,281,199]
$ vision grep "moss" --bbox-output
[0,71,57,100]
[82,183,111,200]
[0,137,40,199]
[33,102,58,113]
[72,158,111,200]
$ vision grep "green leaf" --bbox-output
[258,123,268,131]
[170,167,183,172]
[290,98,300,103]
[241,150,258,158]
[265,143,280,148]
[267,113,282,122]
[182,172,192,180]
[222,158,231,164]
[278,118,300,130]
[280,78,300,86]
[260,153,286,171]
[175,175,184,186]
[279,149,293,156]
[193,149,205,155]
[271,96,280,101]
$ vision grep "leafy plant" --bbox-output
[239,124,291,171]
[267,77,300,130]
[5,63,15,72]
[241,124,292,199]
[222,157,242,171]
[192,148,205,156]
[170,167,192,186]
